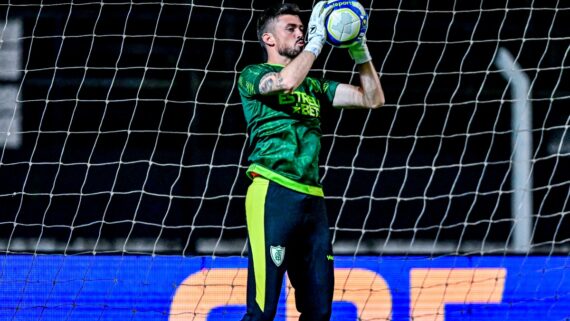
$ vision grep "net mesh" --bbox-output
[0,0,569,255]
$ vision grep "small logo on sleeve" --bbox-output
[270,245,286,267]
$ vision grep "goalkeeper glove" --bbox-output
[304,1,332,57]
[348,36,372,65]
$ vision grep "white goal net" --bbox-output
[0,0,568,320]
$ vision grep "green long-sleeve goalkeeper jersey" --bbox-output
[238,63,339,197]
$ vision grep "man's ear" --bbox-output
[262,32,275,47]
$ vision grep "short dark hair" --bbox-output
[256,3,301,46]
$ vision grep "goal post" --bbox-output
[494,47,533,253]
[0,1,569,320]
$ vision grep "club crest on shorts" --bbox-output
[270,245,285,267]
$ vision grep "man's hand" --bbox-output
[348,36,372,65]
[304,1,332,57]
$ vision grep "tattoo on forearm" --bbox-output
[259,72,286,94]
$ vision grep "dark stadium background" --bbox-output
[0,0,568,254]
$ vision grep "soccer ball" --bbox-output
[324,0,368,48]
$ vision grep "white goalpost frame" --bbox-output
[494,47,533,253]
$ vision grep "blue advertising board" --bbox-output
[0,255,568,320]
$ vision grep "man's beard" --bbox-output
[278,43,302,59]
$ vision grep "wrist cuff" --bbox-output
[349,43,372,65]
[304,39,323,57]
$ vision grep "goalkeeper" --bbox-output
[238,2,384,320]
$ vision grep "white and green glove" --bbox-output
[348,36,372,65]
[304,1,333,57]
